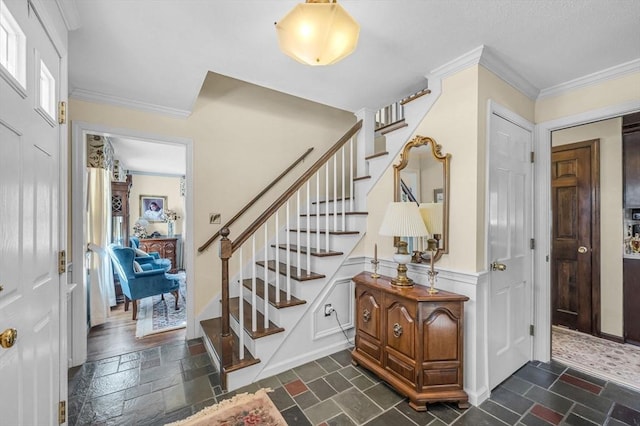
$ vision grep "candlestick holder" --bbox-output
[427,238,439,294]
[370,259,380,278]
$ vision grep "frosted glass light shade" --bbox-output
[379,202,429,238]
[275,0,360,66]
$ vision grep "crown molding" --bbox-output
[54,0,80,31]
[70,88,191,118]
[427,45,539,100]
[538,58,640,99]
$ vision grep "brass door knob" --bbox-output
[577,246,588,254]
[0,328,17,349]
[491,262,507,271]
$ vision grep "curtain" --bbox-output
[87,167,115,327]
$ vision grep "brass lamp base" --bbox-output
[391,245,413,287]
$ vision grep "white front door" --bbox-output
[487,111,533,389]
[0,1,61,423]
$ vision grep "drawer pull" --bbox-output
[393,323,403,338]
[363,309,371,322]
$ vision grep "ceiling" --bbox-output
[69,1,639,174]
[108,136,186,176]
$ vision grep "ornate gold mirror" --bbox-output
[393,135,450,262]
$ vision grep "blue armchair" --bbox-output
[129,236,172,271]
[108,244,180,320]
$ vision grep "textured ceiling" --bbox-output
[69,0,640,115]
[70,1,639,175]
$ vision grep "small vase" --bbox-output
[167,221,174,237]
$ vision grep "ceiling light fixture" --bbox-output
[275,0,360,66]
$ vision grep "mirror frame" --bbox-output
[393,135,451,262]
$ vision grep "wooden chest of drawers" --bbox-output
[138,237,178,273]
[352,271,469,411]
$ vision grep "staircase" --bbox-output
[200,84,442,391]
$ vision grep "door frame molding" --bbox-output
[550,139,601,335]
[533,99,640,362]
[485,100,535,389]
[70,121,195,366]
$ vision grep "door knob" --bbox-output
[0,328,17,349]
[577,246,588,254]
[491,262,507,271]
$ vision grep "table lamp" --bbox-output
[379,202,429,286]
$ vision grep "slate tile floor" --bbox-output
[68,339,640,425]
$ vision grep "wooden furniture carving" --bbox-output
[138,237,178,273]
[111,174,132,246]
[352,272,469,411]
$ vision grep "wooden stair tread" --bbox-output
[272,244,342,257]
[365,151,389,160]
[241,277,306,308]
[303,211,368,217]
[289,228,360,235]
[200,317,260,373]
[229,297,284,339]
[312,197,351,205]
[256,260,325,281]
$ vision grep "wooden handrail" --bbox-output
[230,119,362,252]
[198,147,315,253]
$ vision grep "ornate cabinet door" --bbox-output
[355,286,382,365]
[384,296,417,386]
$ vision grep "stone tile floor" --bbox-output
[68,338,640,425]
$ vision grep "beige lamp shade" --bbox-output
[275,0,360,66]
[419,203,443,235]
[379,202,429,238]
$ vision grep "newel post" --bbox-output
[219,227,233,373]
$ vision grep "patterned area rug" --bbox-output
[552,325,640,391]
[166,388,285,426]
[135,271,186,338]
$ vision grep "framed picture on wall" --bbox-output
[140,195,167,222]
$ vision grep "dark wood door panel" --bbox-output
[623,259,640,345]
[551,140,599,335]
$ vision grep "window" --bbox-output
[0,0,26,89]
[39,59,55,118]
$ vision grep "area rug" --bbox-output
[166,388,286,426]
[552,325,640,391]
[136,271,186,338]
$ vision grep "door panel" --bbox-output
[0,1,60,423]
[551,142,598,334]
[488,112,533,390]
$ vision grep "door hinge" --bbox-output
[58,101,66,125]
[58,250,66,274]
[529,324,535,336]
[530,151,535,163]
[58,400,66,424]
[530,238,535,249]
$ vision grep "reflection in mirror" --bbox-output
[394,135,450,263]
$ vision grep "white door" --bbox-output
[0,1,61,424]
[488,111,533,389]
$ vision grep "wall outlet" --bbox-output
[209,213,221,224]
[324,304,334,317]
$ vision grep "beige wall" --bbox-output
[129,174,185,237]
[535,72,640,123]
[70,72,355,315]
[552,118,624,337]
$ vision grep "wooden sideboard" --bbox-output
[351,271,469,411]
[138,237,178,273]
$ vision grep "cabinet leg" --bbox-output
[457,400,470,409]
[408,400,427,412]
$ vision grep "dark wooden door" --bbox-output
[551,140,600,334]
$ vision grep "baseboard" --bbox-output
[466,386,489,407]
[599,332,625,344]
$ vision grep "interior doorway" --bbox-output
[70,122,194,367]
[550,139,600,335]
